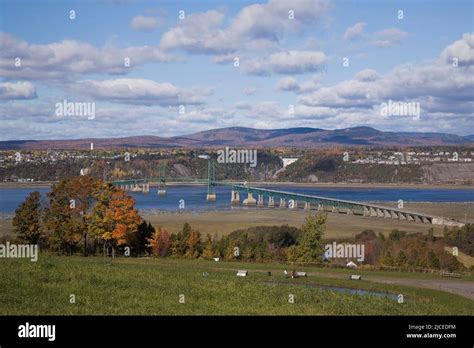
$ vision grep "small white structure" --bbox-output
[349,274,362,280]
[346,261,358,268]
[236,270,248,277]
[213,257,220,262]
[295,271,307,277]
[280,157,299,168]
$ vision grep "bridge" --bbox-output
[111,161,464,227]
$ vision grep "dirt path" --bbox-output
[365,276,474,301]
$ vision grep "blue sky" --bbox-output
[0,0,473,140]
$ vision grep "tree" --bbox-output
[129,221,155,255]
[43,180,83,254]
[13,191,43,244]
[147,227,171,257]
[88,183,142,256]
[293,213,327,262]
[185,230,202,258]
[201,234,215,259]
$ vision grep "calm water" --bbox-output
[0,185,473,214]
[271,281,399,300]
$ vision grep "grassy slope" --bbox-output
[0,255,472,315]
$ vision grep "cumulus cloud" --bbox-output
[0,32,176,80]
[71,78,213,106]
[354,69,379,81]
[276,75,322,93]
[245,50,326,75]
[130,15,159,32]
[0,81,37,100]
[298,34,474,124]
[276,77,300,91]
[160,0,330,55]
[440,33,474,66]
[343,22,366,40]
[372,28,408,48]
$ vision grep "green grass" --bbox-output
[0,254,473,315]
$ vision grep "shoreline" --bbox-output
[1,181,473,190]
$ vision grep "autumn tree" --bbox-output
[89,184,142,256]
[13,191,43,244]
[201,234,215,259]
[185,229,202,258]
[147,227,171,257]
[43,180,84,254]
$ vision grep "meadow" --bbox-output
[0,254,473,316]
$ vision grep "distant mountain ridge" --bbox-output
[0,127,472,150]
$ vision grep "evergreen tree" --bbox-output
[294,213,327,262]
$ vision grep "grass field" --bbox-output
[0,255,472,315]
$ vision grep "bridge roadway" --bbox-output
[221,183,463,227]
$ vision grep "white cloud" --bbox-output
[276,75,322,93]
[298,34,474,128]
[354,69,379,81]
[0,32,176,80]
[245,50,326,75]
[130,15,159,32]
[159,0,330,55]
[72,78,213,106]
[440,33,474,66]
[343,22,366,40]
[372,28,408,48]
[276,77,299,91]
[0,81,37,100]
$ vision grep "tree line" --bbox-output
[12,176,471,271]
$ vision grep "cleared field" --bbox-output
[0,255,472,315]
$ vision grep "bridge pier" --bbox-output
[346,208,353,215]
[383,209,391,218]
[243,192,256,206]
[331,206,338,213]
[279,198,286,209]
[231,190,240,205]
[291,200,298,209]
[304,201,311,210]
[257,194,264,207]
[206,193,216,201]
[318,204,324,211]
[268,196,275,208]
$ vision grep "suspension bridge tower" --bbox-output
[206,160,216,201]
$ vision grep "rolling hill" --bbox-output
[0,126,472,150]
